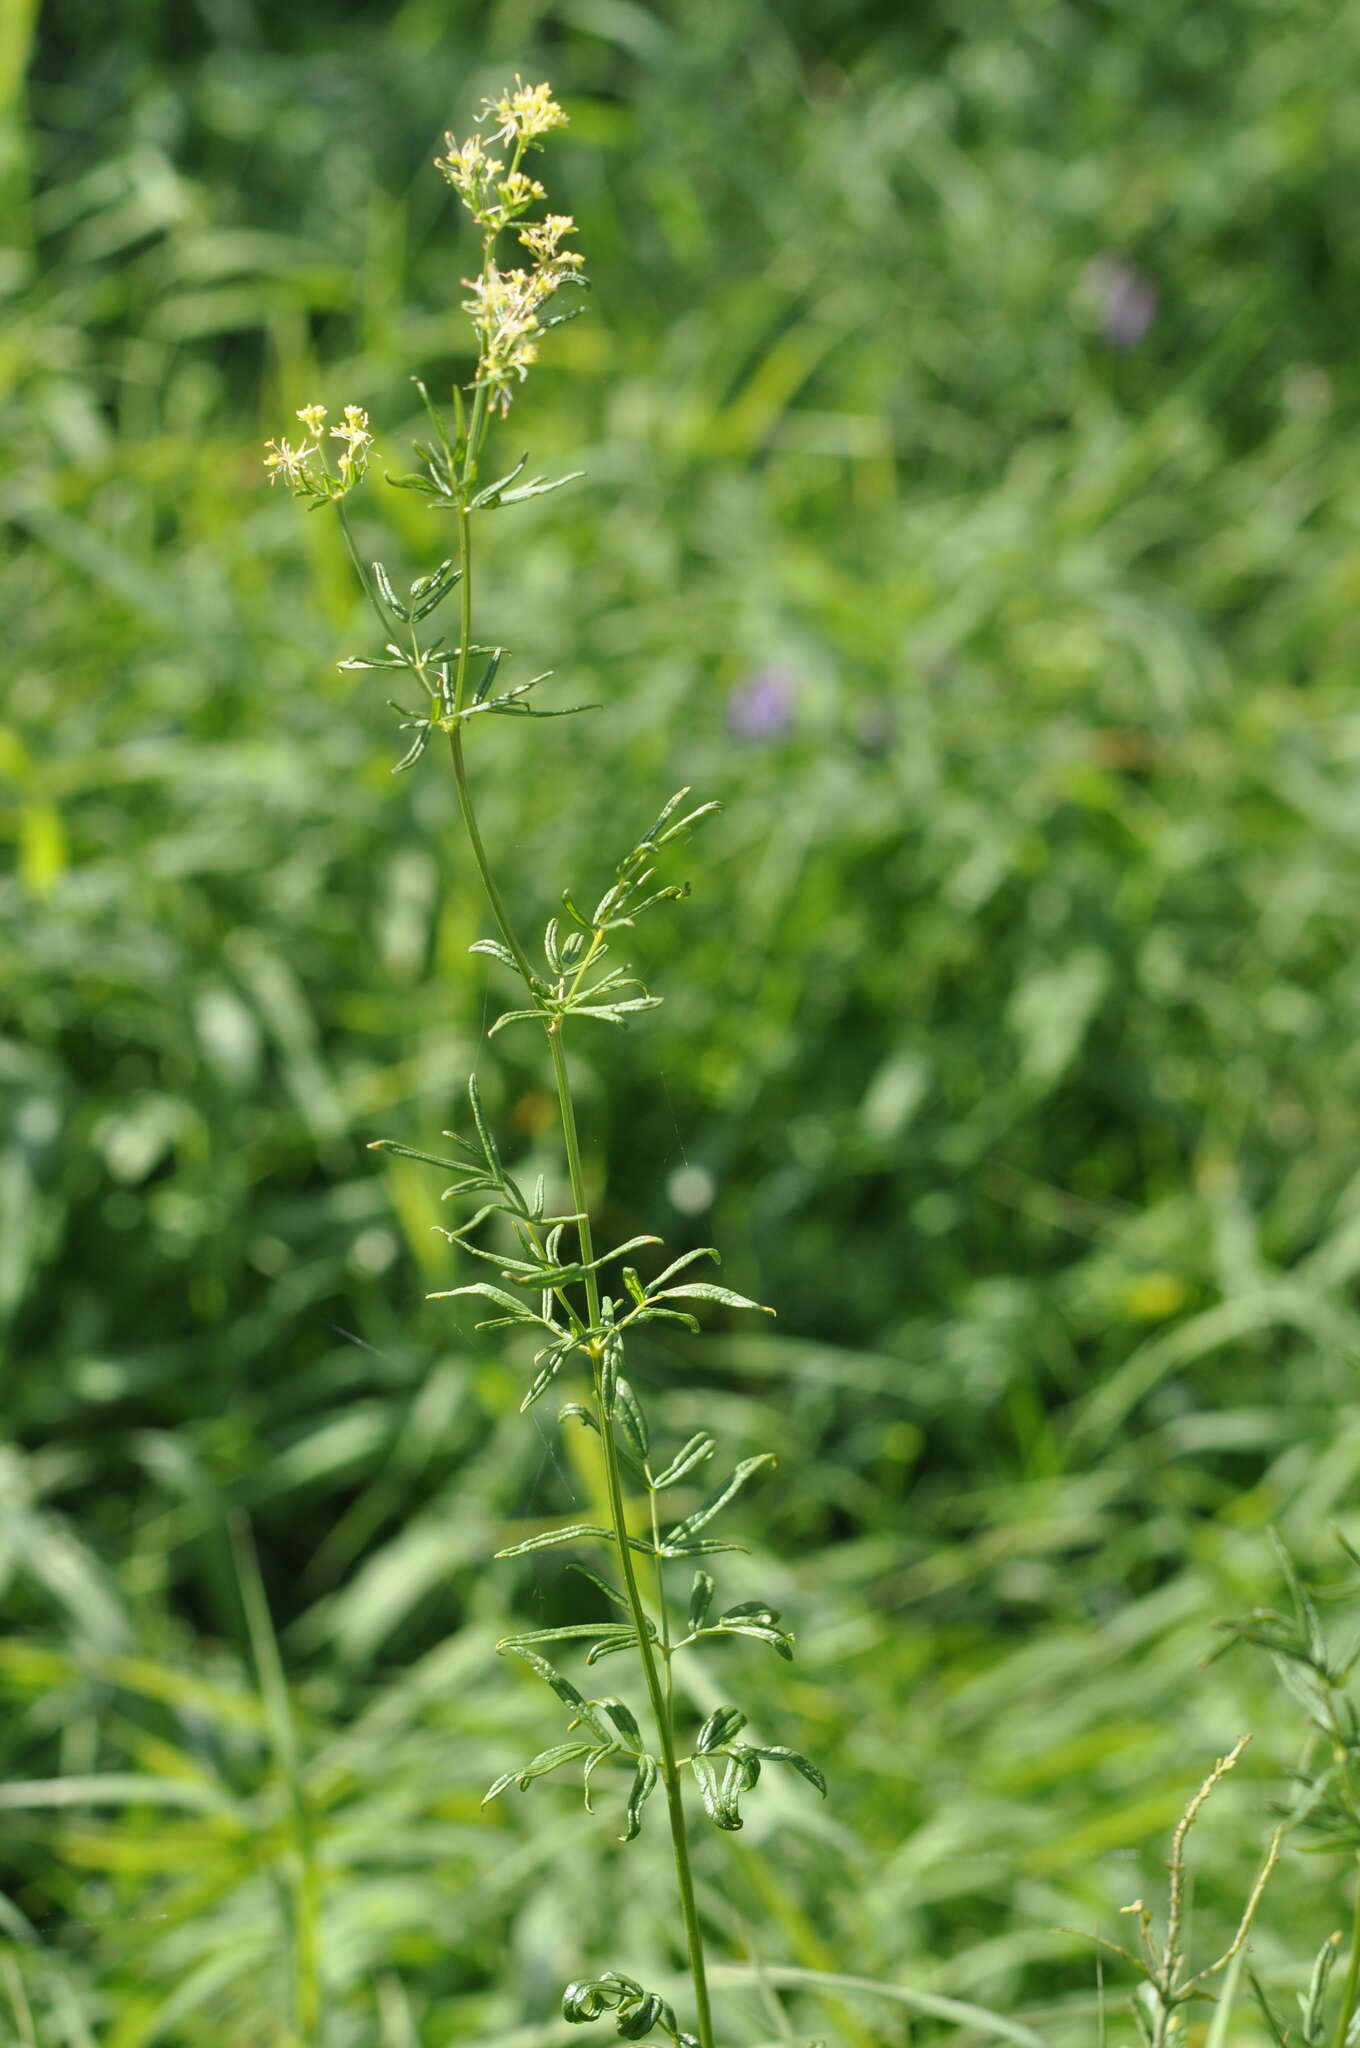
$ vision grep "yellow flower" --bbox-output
[480,77,567,148]
[518,214,582,266]
[263,436,316,488]
[329,404,375,486]
[264,403,373,498]
[434,132,504,219]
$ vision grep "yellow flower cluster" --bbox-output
[433,132,549,232]
[479,77,568,148]
[263,404,374,500]
[434,82,584,416]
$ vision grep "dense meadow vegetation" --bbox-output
[4,0,1360,2040]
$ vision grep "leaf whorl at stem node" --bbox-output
[563,1972,700,2047]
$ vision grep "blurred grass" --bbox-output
[4,0,1360,2040]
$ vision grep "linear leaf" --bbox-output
[627,1306,700,1333]
[599,1698,642,1748]
[747,1744,827,1796]
[656,1282,773,1314]
[614,1376,649,1461]
[470,451,529,507]
[708,1619,795,1660]
[496,1623,637,1652]
[650,1434,716,1489]
[691,1753,743,1830]
[500,1647,611,1742]
[495,1523,656,1560]
[371,560,408,620]
[366,1137,475,1173]
[664,1454,777,1543]
[568,1564,631,1614]
[697,1706,747,1753]
[620,1754,658,1842]
[469,939,518,970]
[494,1522,614,1558]
[424,1282,543,1322]
[483,1740,595,1803]
[498,468,585,504]
[648,1247,721,1289]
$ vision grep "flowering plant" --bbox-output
[266,80,822,2048]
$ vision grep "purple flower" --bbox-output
[1086,254,1159,351]
[727,667,797,743]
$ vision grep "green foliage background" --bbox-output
[4,0,1360,2040]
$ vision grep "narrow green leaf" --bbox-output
[500,1647,611,1742]
[470,451,529,507]
[483,1740,595,1803]
[469,938,518,970]
[650,1434,716,1490]
[371,560,409,621]
[520,1340,577,1412]
[614,1375,649,1460]
[599,1698,642,1748]
[620,1753,658,1842]
[494,1522,615,1558]
[572,998,663,1025]
[1247,1974,1290,2048]
[697,1705,747,1753]
[497,1623,637,1651]
[691,1752,743,1830]
[568,1564,631,1614]
[495,1523,655,1560]
[583,1636,640,1664]
[581,1741,617,1812]
[636,788,691,845]
[600,1336,620,1423]
[424,1282,542,1322]
[688,1572,715,1632]
[656,1282,773,1314]
[653,798,722,847]
[649,1247,721,1289]
[617,1991,666,2039]
[747,1743,827,1796]
[412,375,456,468]
[664,1454,777,1543]
[383,470,444,496]
[487,1006,545,1037]
[627,1306,701,1333]
[709,1619,795,1660]
[466,1073,503,1177]
[408,558,462,619]
[498,468,585,504]
[367,1137,476,1173]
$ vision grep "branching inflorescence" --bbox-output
[265,79,823,2048]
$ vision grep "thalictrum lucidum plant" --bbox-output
[265,77,825,2048]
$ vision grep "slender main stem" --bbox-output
[444,486,717,2048]
[549,1029,716,2048]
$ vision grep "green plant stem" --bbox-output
[547,1022,716,2047]
[1332,1863,1360,2048]
[445,506,537,988]
[445,489,716,2048]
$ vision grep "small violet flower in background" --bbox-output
[1085,253,1159,351]
[727,666,797,743]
